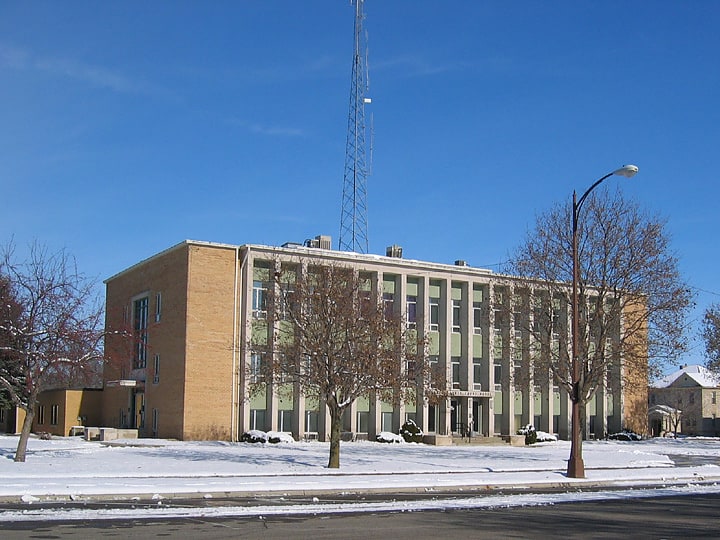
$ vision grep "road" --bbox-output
[1,493,718,539]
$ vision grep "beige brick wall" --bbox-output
[183,244,238,440]
[103,243,192,439]
[103,241,240,440]
[622,297,649,435]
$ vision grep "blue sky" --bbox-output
[2,1,719,367]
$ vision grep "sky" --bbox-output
[1,1,719,368]
[1,434,720,521]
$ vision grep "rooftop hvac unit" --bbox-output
[455,260,468,267]
[386,245,403,258]
[304,235,332,250]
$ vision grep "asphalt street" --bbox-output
[1,493,719,539]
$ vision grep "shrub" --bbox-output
[241,430,295,444]
[400,420,424,443]
[535,431,557,443]
[517,424,558,444]
[608,430,642,441]
[241,430,267,443]
[517,424,538,445]
[376,431,403,443]
[266,431,295,444]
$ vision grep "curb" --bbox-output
[2,472,719,506]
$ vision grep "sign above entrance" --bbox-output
[450,390,492,398]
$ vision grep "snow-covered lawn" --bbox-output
[1,434,719,522]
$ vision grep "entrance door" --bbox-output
[450,400,462,434]
[131,391,145,431]
[473,400,482,434]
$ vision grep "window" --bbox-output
[356,411,369,433]
[494,291,505,330]
[153,354,160,384]
[250,409,266,430]
[250,353,263,383]
[689,393,695,404]
[494,332,503,360]
[452,299,461,333]
[429,297,440,331]
[358,289,372,316]
[406,295,417,329]
[279,283,295,320]
[406,359,416,381]
[278,410,293,433]
[152,408,159,437]
[473,302,483,334]
[552,299,562,338]
[513,329,523,361]
[252,281,268,319]
[451,357,461,389]
[50,404,59,426]
[381,412,394,432]
[37,405,45,425]
[473,358,483,390]
[383,292,395,319]
[428,404,437,433]
[133,297,149,369]
[305,410,319,433]
[494,359,502,391]
[713,392,717,405]
[155,292,162,323]
[428,355,439,387]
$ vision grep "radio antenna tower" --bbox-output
[339,0,371,253]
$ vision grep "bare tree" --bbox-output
[0,274,24,411]
[248,261,442,468]
[0,242,106,462]
[664,403,683,438]
[505,188,693,434]
[702,304,720,375]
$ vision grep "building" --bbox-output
[0,389,103,437]
[101,238,647,442]
[649,365,720,437]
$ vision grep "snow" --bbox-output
[1,434,719,522]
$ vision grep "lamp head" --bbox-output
[614,164,639,178]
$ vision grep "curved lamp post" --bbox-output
[567,164,639,479]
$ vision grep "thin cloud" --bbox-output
[0,43,173,99]
[373,54,469,78]
[224,116,306,138]
[250,124,306,137]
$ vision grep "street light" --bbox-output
[567,164,639,479]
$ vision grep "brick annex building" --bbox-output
[101,238,648,443]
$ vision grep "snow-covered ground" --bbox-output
[1,434,719,522]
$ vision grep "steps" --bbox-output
[452,435,507,446]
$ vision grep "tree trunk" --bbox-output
[327,405,342,469]
[15,407,35,463]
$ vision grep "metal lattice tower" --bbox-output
[339,0,370,253]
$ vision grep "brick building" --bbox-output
[101,238,647,442]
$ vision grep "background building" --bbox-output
[102,238,647,442]
[649,365,720,436]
